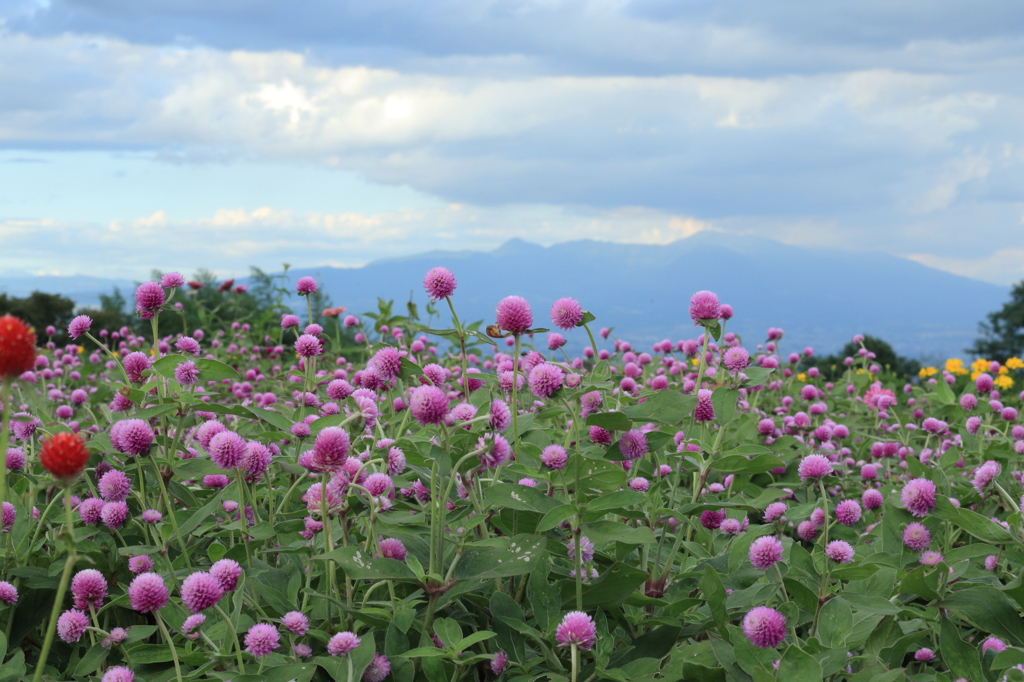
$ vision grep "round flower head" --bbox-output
[281,314,300,329]
[700,509,726,530]
[210,558,242,592]
[387,447,406,476]
[689,290,721,325]
[410,385,449,426]
[128,572,169,613]
[862,488,884,510]
[919,550,944,566]
[174,360,200,385]
[311,426,351,472]
[175,336,201,355]
[114,418,155,456]
[566,536,595,563]
[555,611,597,651]
[363,653,391,682]
[71,569,108,610]
[128,555,154,574]
[365,472,393,498]
[244,623,281,657]
[282,611,309,636]
[528,363,565,398]
[748,536,784,569]
[496,296,533,334]
[327,631,361,656]
[181,614,206,639]
[379,538,408,561]
[548,332,566,350]
[423,267,456,300]
[295,334,323,358]
[102,668,135,682]
[541,444,568,469]
[693,388,716,422]
[742,606,787,649]
[1,502,14,530]
[0,580,18,605]
[972,460,1000,494]
[39,431,90,483]
[0,315,36,378]
[797,521,819,541]
[160,272,185,288]
[900,478,937,517]
[619,429,649,460]
[98,470,132,502]
[57,609,89,643]
[491,650,509,675]
[180,571,224,613]
[902,522,931,551]
[723,347,750,371]
[140,509,162,524]
[798,454,833,482]
[629,477,650,492]
[5,447,24,470]
[764,502,787,523]
[982,637,1007,654]
[134,281,165,315]
[835,500,862,526]
[209,431,246,470]
[720,518,743,535]
[477,434,512,469]
[825,540,855,563]
[550,297,584,330]
[295,276,318,295]
[68,315,92,340]
[489,399,512,431]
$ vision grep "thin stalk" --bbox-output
[31,488,76,682]
[150,456,191,568]
[154,611,184,682]
[0,379,11,521]
[214,603,246,673]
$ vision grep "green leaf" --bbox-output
[578,311,596,326]
[939,586,1024,646]
[584,490,647,513]
[721,444,772,457]
[711,388,740,424]
[571,562,648,609]
[778,645,822,682]
[939,615,985,681]
[621,390,698,425]
[453,534,546,580]
[490,592,527,665]
[817,598,853,648]
[152,353,187,379]
[933,498,1013,544]
[740,366,775,387]
[577,457,627,494]
[319,547,419,581]
[993,649,1024,671]
[398,356,424,381]
[195,357,240,380]
[244,405,295,432]
[483,483,563,515]
[699,565,729,640]
[529,566,560,634]
[709,453,783,474]
[585,411,632,431]
[581,520,654,545]
[263,664,318,682]
[455,630,496,653]
[933,375,956,405]
[537,504,577,532]
[433,617,464,650]
[73,644,109,677]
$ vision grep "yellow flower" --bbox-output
[995,374,1014,390]
[918,366,938,378]
[77,346,85,354]
[797,372,807,382]
[690,358,700,366]
[1007,357,1024,370]
[971,358,990,374]
[998,365,1009,375]
[945,358,968,375]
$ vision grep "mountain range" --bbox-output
[0,234,1008,360]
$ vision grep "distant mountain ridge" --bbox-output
[0,235,1007,359]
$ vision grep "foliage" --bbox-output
[0,291,76,343]
[969,279,1024,362]
[807,334,921,381]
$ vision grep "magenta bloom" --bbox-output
[71,569,108,610]
[748,536,784,569]
[694,389,715,422]
[700,509,726,530]
[134,281,165,315]
[629,477,650,492]
[128,572,169,613]
[862,489,883,510]
[496,296,533,334]
[209,431,247,470]
[903,523,931,551]
[211,559,242,592]
[379,538,408,561]
[550,297,584,330]
[363,653,391,682]
[281,314,300,329]
[102,667,135,682]
[128,555,153,574]
[541,444,568,469]
[798,454,833,482]
[689,290,721,325]
[797,521,818,541]
[477,434,512,469]
[295,334,323,358]
[410,385,449,426]
[244,623,281,657]
[825,540,855,563]
[491,651,509,675]
[57,609,90,643]
[311,426,351,472]
[982,637,1007,654]
[295,276,318,295]
[835,500,862,526]
[98,470,132,502]
[764,502,787,523]
[175,336,201,355]
[913,648,935,662]
[423,267,456,300]
[742,606,786,649]
[0,580,18,605]
[528,363,565,398]
[180,571,224,613]
[181,614,206,639]
[174,360,200,385]
[919,550,944,566]
[101,501,129,530]
[971,460,1000,494]
[282,611,309,636]
[555,611,597,651]
[566,536,595,563]
[113,418,154,455]
[489,399,512,431]
[619,429,649,460]
[160,272,185,288]
[900,478,937,517]
[723,347,749,371]
[68,315,92,340]
[327,631,361,656]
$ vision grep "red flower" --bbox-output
[39,432,90,482]
[0,314,36,379]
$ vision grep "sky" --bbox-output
[1,0,1023,284]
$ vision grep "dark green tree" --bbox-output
[0,291,76,343]
[968,281,1024,362]
[804,334,920,381]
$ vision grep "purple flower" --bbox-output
[914,648,935,662]
[128,573,168,613]
[919,550,944,566]
[689,290,721,325]
[748,536,784,569]
[57,609,89,643]
[700,509,726,530]
[548,332,566,350]
[281,314,300,329]
[410,385,449,426]
[327,631,361,656]
[862,489,883,510]
[101,501,129,529]
[982,637,1007,654]
[98,470,132,502]
[210,559,242,592]
[555,611,597,651]
[68,315,92,340]
[541,444,567,470]
[423,267,457,300]
[835,500,861,526]
[477,434,512,469]
[742,606,786,649]
[971,460,1000,494]
[102,667,135,682]
[825,540,855,563]
[0,580,18,605]
[209,431,246,470]
[491,650,509,674]
[363,653,391,682]
[379,538,408,561]
[134,281,165,314]
[180,571,224,613]
[311,426,351,472]
[566,536,595,563]
[71,569,108,610]
[160,272,185,288]
[496,296,533,334]
[128,555,153,574]
[723,347,750,371]
[244,623,281,657]
[175,336,201,355]
[903,523,931,551]
[113,418,154,455]
[900,478,937,517]
[174,360,200,385]
[181,614,206,639]
[798,454,833,482]
[694,389,715,422]
[550,297,584,330]
[282,611,309,636]
[629,477,650,492]
[295,334,323,358]
[797,521,818,541]
[763,502,787,523]
[528,363,565,398]
[619,429,649,460]
[295,276,318,295]
[0,501,14,530]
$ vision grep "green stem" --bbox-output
[31,488,76,682]
[511,334,521,451]
[0,379,11,524]
[154,611,184,682]
[151,456,191,569]
[214,603,246,673]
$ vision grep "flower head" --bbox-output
[619,429,649,460]
[134,281,165,316]
[68,315,92,340]
[555,611,597,651]
[903,523,931,551]
[39,432,90,482]
[423,267,456,300]
[98,470,132,502]
[835,500,862,526]
[57,609,89,643]
[210,559,242,592]
[496,296,533,334]
[410,385,449,426]
[363,653,391,682]
[209,431,247,470]
[0,580,18,605]
[244,623,281,657]
[900,478,937,517]
[748,536,784,569]
[550,297,584,330]
[528,363,565,398]
[379,538,408,561]
[295,334,323,358]
[825,540,855,563]
[295,277,318,295]
[282,611,309,636]
[742,607,786,649]
[798,454,833,482]
[541,444,568,469]
[694,389,715,422]
[328,631,361,656]
[71,569,108,610]
[180,571,224,613]
[128,572,168,613]
[689,290,721,325]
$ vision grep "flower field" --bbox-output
[1,268,1024,682]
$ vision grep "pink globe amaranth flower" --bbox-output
[960,393,977,410]
[210,558,242,592]
[861,488,884,511]
[128,555,154,574]
[204,474,230,489]
[295,334,323,358]
[101,501,129,530]
[971,460,1000,494]
[491,650,509,675]
[363,653,391,682]
[5,447,25,470]
[311,426,351,472]
[976,373,994,393]
[328,630,361,656]
[295,276,318,295]
[160,271,185,288]
[742,606,786,649]
[113,418,154,456]
[689,290,721,325]
[825,540,855,563]
[195,420,228,449]
[365,472,393,497]
[629,477,650,493]
[981,637,1007,653]
[798,454,834,482]
[282,611,309,636]
[128,572,169,613]
[985,555,999,571]
[541,444,568,470]
[102,667,135,682]
[723,347,749,371]
[410,385,449,426]
[902,522,931,551]
[548,332,566,350]
[181,614,206,639]
[68,315,92,340]
[175,336,201,356]
[619,429,649,460]
[764,502,787,523]
[244,623,281,657]
[550,297,584,330]
[369,346,402,383]
[423,267,457,300]
[914,647,935,662]
[489,399,511,431]
[835,500,862,526]
[1,501,16,531]
[180,571,224,613]
[797,520,819,541]
[209,431,246,470]
[900,478,937,517]
[495,296,533,334]
[174,360,200,385]
[281,314,300,329]
[528,363,565,398]
[98,470,132,502]
[243,441,272,483]
[566,536,595,563]
[700,509,726,530]
[748,536,784,569]
[387,447,407,476]
[919,550,944,566]
[379,538,408,561]
[720,518,742,536]
[477,434,512,469]
[0,580,18,605]
[57,609,90,643]
[555,611,597,651]
[693,389,716,423]
[71,569,108,610]
[134,281,165,314]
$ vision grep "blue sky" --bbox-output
[1,0,1023,283]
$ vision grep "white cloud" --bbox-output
[907,249,1024,285]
